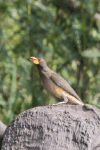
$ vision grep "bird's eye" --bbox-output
[40,59,43,62]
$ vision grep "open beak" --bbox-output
[30,57,35,62]
[30,57,39,64]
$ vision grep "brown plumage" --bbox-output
[30,57,84,105]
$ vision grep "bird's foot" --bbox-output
[52,101,67,106]
[61,91,69,103]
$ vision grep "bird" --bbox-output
[30,56,84,105]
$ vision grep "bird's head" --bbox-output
[30,57,47,69]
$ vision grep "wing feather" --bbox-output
[50,72,82,102]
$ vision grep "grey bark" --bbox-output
[1,104,100,150]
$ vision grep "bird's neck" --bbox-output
[37,65,42,70]
[37,65,48,71]
[38,66,51,78]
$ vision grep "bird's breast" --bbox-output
[41,76,63,101]
[40,70,82,104]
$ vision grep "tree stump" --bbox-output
[1,104,100,150]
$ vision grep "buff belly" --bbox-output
[42,78,63,101]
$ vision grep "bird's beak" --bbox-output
[30,57,39,64]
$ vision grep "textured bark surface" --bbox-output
[1,104,100,150]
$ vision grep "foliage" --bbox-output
[0,0,100,124]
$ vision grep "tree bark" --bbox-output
[1,104,100,150]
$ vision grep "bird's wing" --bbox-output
[50,72,82,102]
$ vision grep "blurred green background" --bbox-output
[0,0,100,125]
